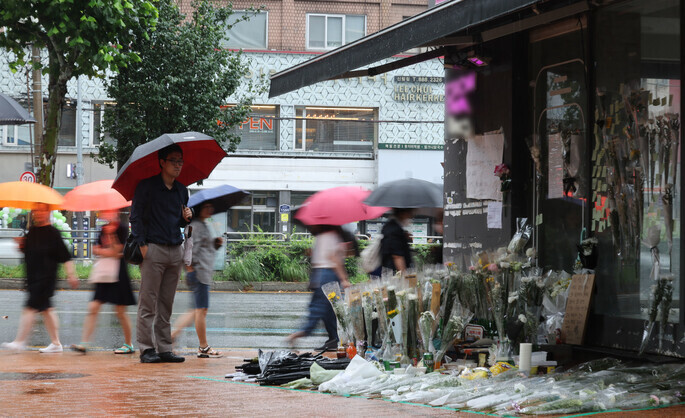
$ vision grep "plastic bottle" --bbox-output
[346,341,357,358]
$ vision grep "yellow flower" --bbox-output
[387,309,398,318]
[486,277,494,283]
[327,292,337,300]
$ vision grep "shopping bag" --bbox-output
[88,257,120,283]
[360,235,383,273]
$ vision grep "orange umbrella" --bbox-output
[63,180,131,211]
[0,181,64,210]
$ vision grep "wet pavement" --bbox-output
[1,350,684,417]
[0,289,328,351]
[1,290,685,416]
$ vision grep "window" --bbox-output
[91,101,116,146]
[229,105,279,151]
[307,14,365,50]
[223,11,268,49]
[226,191,278,233]
[1,124,33,146]
[1,97,33,146]
[55,100,77,147]
[295,106,376,153]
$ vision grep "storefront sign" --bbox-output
[392,84,445,103]
[394,76,444,83]
[279,204,290,214]
[378,143,443,150]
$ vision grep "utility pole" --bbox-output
[31,45,43,171]
[75,76,85,258]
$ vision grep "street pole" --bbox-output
[75,76,85,258]
[31,45,43,171]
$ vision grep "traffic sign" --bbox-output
[19,171,36,183]
[279,204,291,214]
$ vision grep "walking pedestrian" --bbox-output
[287,225,352,352]
[380,208,414,274]
[171,201,224,358]
[130,144,192,363]
[1,203,78,353]
[71,210,136,354]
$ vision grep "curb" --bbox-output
[0,278,311,292]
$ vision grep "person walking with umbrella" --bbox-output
[130,144,192,363]
[169,184,248,358]
[379,208,415,275]
[71,209,137,355]
[287,187,385,351]
[171,201,224,358]
[1,202,78,353]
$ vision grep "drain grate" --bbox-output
[0,372,89,381]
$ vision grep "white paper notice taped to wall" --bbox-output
[466,132,504,200]
[487,201,502,229]
[548,133,564,199]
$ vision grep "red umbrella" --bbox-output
[62,180,130,211]
[112,131,227,200]
[295,186,388,226]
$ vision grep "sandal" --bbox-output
[198,345,222,358]
[114,343,135,354]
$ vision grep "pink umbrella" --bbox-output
[63,180,131,211]
[295,186,389,226]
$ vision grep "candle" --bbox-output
[519,343,532,375]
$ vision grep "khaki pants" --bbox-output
[137,243,183,353]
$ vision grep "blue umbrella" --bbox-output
[188,184,250,214]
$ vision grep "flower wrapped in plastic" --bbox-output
[361,289,375,346]
[322,281,352,344]
[407,294,420,360]
[435,300,473,364]
[346,288,366,350]
[419,310,436,354]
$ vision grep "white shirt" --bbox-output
[311,231,344,269]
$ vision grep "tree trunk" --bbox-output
[37,56,70,187]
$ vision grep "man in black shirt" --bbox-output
[380,208,414,274]
[131,144,192,363]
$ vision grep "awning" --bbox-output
[269,0,589,98]
[269,0,541,97]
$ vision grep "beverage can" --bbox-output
[423,352,434,373]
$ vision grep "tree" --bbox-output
[96,0,257,171]
[0,0,158,186]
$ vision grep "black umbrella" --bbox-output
[112,131,227,200]
[364,178,443,208]
[0,93,36,125]
[187,184,250,214]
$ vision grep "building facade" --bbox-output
[0,0,445,238]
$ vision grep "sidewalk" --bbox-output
[0,277,310,292]
[0,349,683,417]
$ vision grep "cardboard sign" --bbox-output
[561,274,595,345]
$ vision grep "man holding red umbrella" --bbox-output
[130,144,192,363]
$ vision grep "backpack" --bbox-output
[360,234,383,273]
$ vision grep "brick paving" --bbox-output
[1,349,684,417]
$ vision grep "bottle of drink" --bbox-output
[336,345,347,359]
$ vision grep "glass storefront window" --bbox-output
[594,0,680,321]
[225,191,278,233]
[295,106,376,153]
[231,105,279,151]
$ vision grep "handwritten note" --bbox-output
[466,132,504,200]
[548,133,564,199]
[562,274,595,345]
[487,201,502,229]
